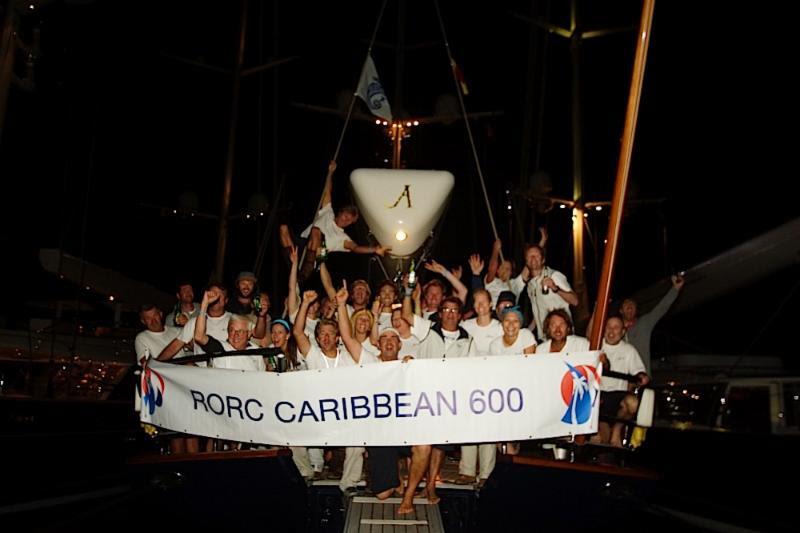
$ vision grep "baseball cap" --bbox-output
[236,271,258,283]
[378,326,401,339]
[496,291,517,306]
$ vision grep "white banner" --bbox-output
[140,352,602,446]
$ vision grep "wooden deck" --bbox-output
[344,496,444,533]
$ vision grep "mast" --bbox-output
[214,0,249,281]
[568,0,590,325]
[588,0,656,349]
[0,1,17,142]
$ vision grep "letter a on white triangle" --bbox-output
[350,169,455,258]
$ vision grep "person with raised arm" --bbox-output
[335,284,430,513]
[279,161,390,279]
[419,260,468,319]
[620,274,685,374]
[158,283,232,364]
[292,290,350,371]
[193,290,265,371]
[286,246,322,348]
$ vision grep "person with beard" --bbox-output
[535,309,589,354]
[510,244,578,342]
[227,271,258,315]
[403,285,476,506]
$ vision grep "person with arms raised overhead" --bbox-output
[621,274,685,374]
[480,230,546,308]
[294,287,365,496]
[418,260,468,320]
[336,285,429,514]
[279,160,390,279]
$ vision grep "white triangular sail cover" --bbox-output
[350,169,454,258]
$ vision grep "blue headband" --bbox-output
[272,318,291,332]
[501,305,524,323]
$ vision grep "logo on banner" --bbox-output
[560,362,600,425]
[141,366,166,415]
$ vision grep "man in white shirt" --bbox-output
[598,316,649,447]
[193,289,265,372]
[280,161,389,278]
[158,283,232,364]
[336,285,435,513]
[535,309,590,354]
[294,289,364,495]
[510,244,578,341]
[134,304,181,365]
[403,289,475,504]
[165,282,200,327]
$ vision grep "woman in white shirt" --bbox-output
[488,307,537,355]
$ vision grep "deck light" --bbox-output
[395,230,407,241]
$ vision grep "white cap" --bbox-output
[378,326,401,339]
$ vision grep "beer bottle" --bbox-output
[408,259,417,288]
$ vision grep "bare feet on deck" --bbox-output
[375,484,405,500]
[397,497,414,515]
[425,485,441,505]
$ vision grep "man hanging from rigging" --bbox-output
[279,160,391,280]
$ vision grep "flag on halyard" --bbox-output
[357,55,393,122]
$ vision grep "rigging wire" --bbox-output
[432,0,503,262]
[296,0,390,273]
[70,116,97,362]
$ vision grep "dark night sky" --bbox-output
[1,1,797,361]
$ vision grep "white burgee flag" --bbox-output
[356,55,393,122]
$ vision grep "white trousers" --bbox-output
[309,447,324,472]
[340,446,365,491]
[459,443,497,479]
[290,446,314,478]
